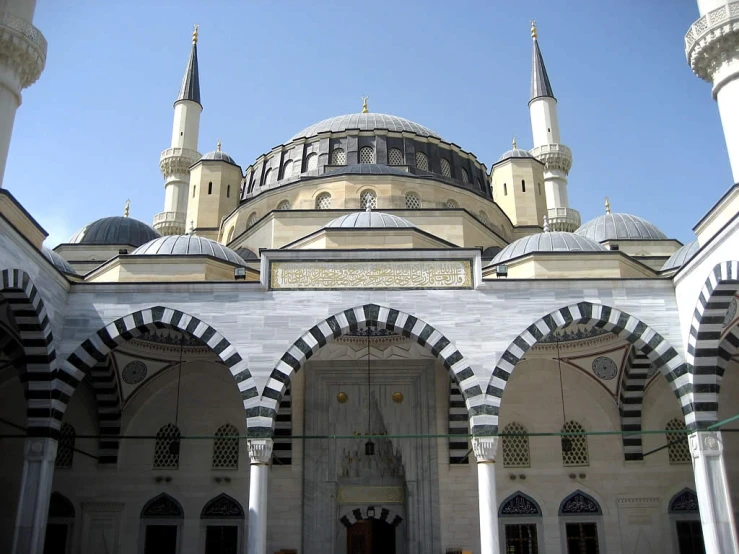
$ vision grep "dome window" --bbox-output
[153,423,181,469]
[522,180,526,192]
[388,148,404,166]
[360,190,377,210]
[359,146,375,164]
[212,424,239,469]
[440,158,452,178]
[282,160,294,179]
[265,168,276,185]
[478,211,490,226]
[416,152,428,171]
[315,193,331,210]
[276,200,291,211]
[331,148,346,165]
[666,418,690,464]
[405,192,421,209]
[306,153,318,172]
[446,199,458,209]
[461,168,469,184]
[561,421,589,466]
[502,422,530,468]
[208,182,213,194]
[246,212,258,228]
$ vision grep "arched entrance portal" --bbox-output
[347,518,397,554]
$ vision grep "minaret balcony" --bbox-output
[0,10,47,89]
[547,207,581,233]
[159,147,201,178]
[153,211,186,236]
[530,144,572,173]
[685,1,739,82]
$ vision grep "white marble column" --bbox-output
[473,437,499,554]
[247,438,273,554]
[689,431,739,553]
[12,437,57,554]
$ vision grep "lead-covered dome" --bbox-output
[43,248,76,275]
[132,235,246,265]
[576,213,666,243]
[661,240,699,271]
[68,217,160,247]
[491,231,606,265]
[291,113,440,141]
[496,148,534,163]
[325,211,415,229]
[201,149,238,165]
[324,164,409,178]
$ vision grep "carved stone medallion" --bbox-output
[592,356,617,380]
[122,360,147,384]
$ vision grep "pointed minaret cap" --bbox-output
[177,25,201,106]
[530,21,555,104]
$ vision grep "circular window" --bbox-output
[592,356,618,380]
[122,361,148,385]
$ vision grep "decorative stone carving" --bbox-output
[201,493,244,519]
[592,356,617,380]
[247,438,273,464]
[122,360,147,384]
[392,392,403,404]
[669,490,699,513]
[500,493,540,516]
[141,494,183,518]
[337,486,404,504]
[689,431,723,458]
[539,325,610,344]
[472,437,498,462]
[0,11,47,91]
[560,492,601,514]
[337,392,348,404]
[685,2,739,82]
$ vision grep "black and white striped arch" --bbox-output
[89,359,122,464]
[619,348,650,461]
[339,506,403,528]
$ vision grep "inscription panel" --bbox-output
[338,486,405,504]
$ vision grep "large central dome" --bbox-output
[290,113,441,141]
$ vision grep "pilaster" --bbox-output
[247,438,273,554]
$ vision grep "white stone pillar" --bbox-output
[689,431,739,553]
[247,438,272,554]
[12,437,57,554]
[473,437,499,554]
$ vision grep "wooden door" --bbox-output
[347,520,372,554]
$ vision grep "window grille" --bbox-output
[276,200,291,211]
[264,168,274,185]
[502,422,530,468]
[478,211,490,226]
[461,168,469,183]
[246,213,258,228]
[440,158,452,178]
[359,146,375,164]
[561,421,589,466]
[388,148,404,165]
[666,418,691,464]
[405,192,421,209]
[416,152,429,171]
[55,423,75,468]
[360,190,377,210]
[212,424,239,469]
[306,153,318,172]
[153,423,181,469]
[446,199,459,209]
[282,160,294,179]
[315,193,331,210]
[331,148,346,165]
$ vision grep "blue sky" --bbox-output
[4,0,729,246]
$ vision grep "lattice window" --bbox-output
[446,199,458,209]
[246,212,258,228]
[315,193,331,210]
[265,168,277,185]
[405,192,421,209]
[282,160,294,179]
[153,423,181,469]
[440,158,452,178]
[55,423,75,468]
[306,153,318,172]
[360,190,377,210]
[666,418,691,464]
[416,151,428,171]
[212,424,239,469]
[388,148,404,165]
[561,421,589,466]
[461,168,469,183]
[276,200,291,211]
[478,211,490,226]
[502,422,530,468]
[331,148,346,165]
[359,146,375,164]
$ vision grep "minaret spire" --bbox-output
[177,24,201,106]
[530,21,555,103]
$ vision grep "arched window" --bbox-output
[388,148,404,165]
[446,199,459,209]
[331,148,346,165]
[46,492,75,554]
[559,490,603,552]
[315,193,331,210]
[502,422,530,468]
[282,160,294,179]
[440,158,452,178]
[561,421,589,466]
[665,418,691,464]
[405,192,421,209]
[499,492,542,553]
[208,182,213,195]
[521,179,526,192]
[55,423,75,468]
[153,423,181,469]
[141,493,184,554]
[461,168,469,183]
[669,488,703,551]
[246,212,258,228]
[416,151,428,171]
[276,200,291,211]
[359,146,375,164]
[264,168,275,185]
[306,153,318,172]
[212,424,239,469]
[200,494,245,553]
[478,211,490,227]
[360,190,377,210]
[503,183,508,196]
[477,177,485,192]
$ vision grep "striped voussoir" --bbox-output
[89,359,122,464]
[252,303,483,437]
[485,301,688,435]
[687,260,739,429]
[339,506,403,528]
[1,269,58,437]
[273,385,292,465]
[448,379,470,464]
[619,348,650,461]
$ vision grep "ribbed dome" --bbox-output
[324,164,410,177]
[576,213,666,242]
[201,150,237,165]
[491,232,607,265]
[43,248,76,275]
[68,217,160,247]
[132,236,246,265]
[325,211,415,229]
[661,240,699,271]
[291,113,440,141]
[496,148,534,163]
[234,247,258,260]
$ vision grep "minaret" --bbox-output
[0,0,47,188]
[528,22,580,232]
[686,1,739,182]
[153,25,203,235]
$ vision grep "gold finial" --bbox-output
[217,139,222,152]
[605,196,611,215]
[124,199,130,218]
[192,24,199,44]
[531,20,538,40]
[512,136,517,149]
[361,95,369,114]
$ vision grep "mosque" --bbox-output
[0,1,738,554]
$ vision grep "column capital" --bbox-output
[24,437,57,462]
[689,430,724,458]
[472,436,498,463]
[247,438,273,465]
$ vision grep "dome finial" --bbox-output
[192,24,199,44]
[605,196,611,215]
[365,206,372,213]
[531,20,537,40]
[124,199,130,218]
[543,215,550,232]
[512,136,517,149]
[217,139,222,152]
[361,95,369,114]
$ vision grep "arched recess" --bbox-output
[0,268,59,436]
[687,260,739,428]
[88,358,122,464]
[559,490,602,515]
[251,303,483,436]
[141,492,184,518]
[339,506,403,528]
[498,491,542,517]
[487,301,688,435]
[618,347,652,460]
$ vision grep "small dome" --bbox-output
[325,211,415,229]
[42,248,76,275]
[291,113,440,142]
[68,216,160,247]
[201,150,238,165]
[576,213,666,242]
[132,236,246,265]
[491,231,607,265]
[234,247,258,260]
[661,240,699,271]
[323,164,410,177]
[496,148,534,163]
